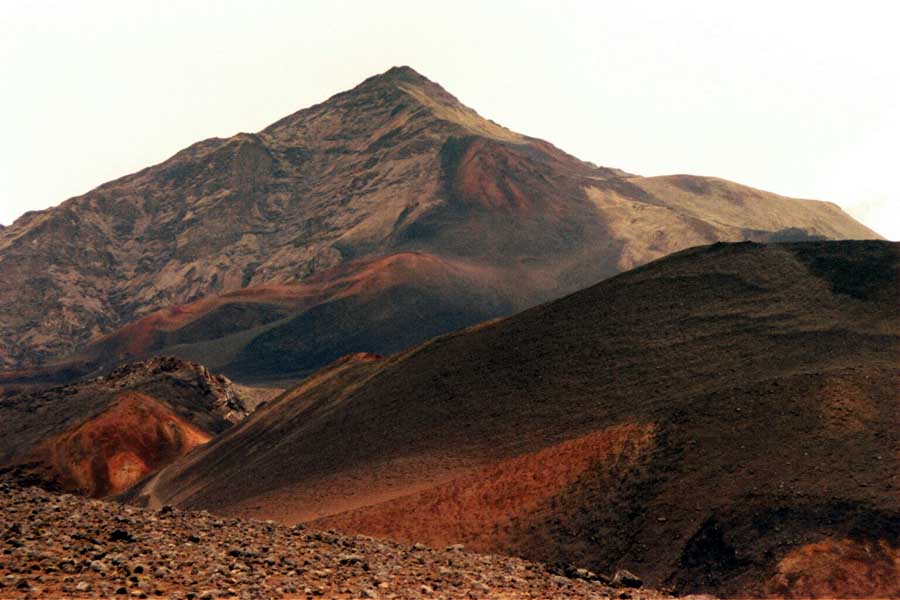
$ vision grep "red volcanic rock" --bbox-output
[0,357,249,497]
[765,538,900,598]
[21,392,211,497]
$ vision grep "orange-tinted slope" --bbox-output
[316,423,657,560]
[0,357,248,497]
[22,392,211,497]
[765,538,900,599]
[132,240,899,598]
[102,252,481,354]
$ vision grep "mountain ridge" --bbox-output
[0,66,881,383]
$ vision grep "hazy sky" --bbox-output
[2,0,898,239]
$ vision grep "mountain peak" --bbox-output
[0,65,881,379]
[338,66,529,144]
[355,65,436,92]
[380,65,429,82]
[360,65,458,105]
[263,65,468,136]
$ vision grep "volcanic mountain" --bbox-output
[129,240,900,598]
[0,356,251,497]
[0,66,880,385]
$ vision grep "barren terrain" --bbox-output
[129,240,899,597]
[0,483,691,599]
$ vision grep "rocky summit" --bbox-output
[0,66,879,385]
[0,483,698,600]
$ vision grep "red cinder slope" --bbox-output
[0,357,249,497]
[34,251,519,384]
[315,423,657,562]
[22,392,211,497]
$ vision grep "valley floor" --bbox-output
[0,483,693,600]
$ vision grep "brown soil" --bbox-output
[765,538,900,598]
[130,240,899,598]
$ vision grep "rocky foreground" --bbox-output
[0,484,706,600]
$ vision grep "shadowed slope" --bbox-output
[131,240,899,598]
[0,67,880,384]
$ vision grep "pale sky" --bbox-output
[2,0,898,239]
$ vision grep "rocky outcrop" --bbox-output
[0,357,248,497]
[99,357,249,425]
